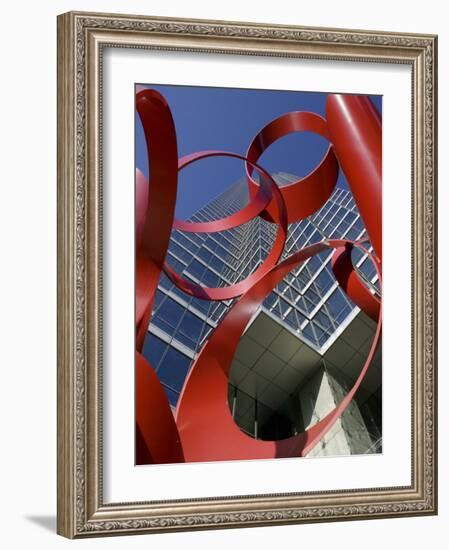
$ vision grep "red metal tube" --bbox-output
[326,95,382,260]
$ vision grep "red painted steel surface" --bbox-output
[331,242,381,322]
[134,88,382,465]
[134,90,184,461]
[135,89,179,352]
[326,95,382,260]
[245,111,339,224]
[136,352,184,464]
[173,151,273,234]
[164,151,288,301]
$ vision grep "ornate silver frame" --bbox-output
[57,11,438,538]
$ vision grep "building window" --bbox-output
[177,311,205,348]
[142,334,167,369]
[157,347,191,395]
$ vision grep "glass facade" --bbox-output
[143,174,378,409]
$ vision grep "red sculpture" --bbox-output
[135,89,382,465]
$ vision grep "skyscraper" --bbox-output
[143,174,382,457]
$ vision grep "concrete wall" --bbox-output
[297,366,375,457]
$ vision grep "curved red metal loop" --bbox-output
[135,89,179,352]
[331,241,381,322]
[245,111,339,224]
[173,151,272,233]
[175,240,382,462]
[136,352,184,464]
[163,151,288,301]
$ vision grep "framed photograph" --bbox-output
[57,11,437,538]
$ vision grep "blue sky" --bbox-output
[135,84,381,220]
